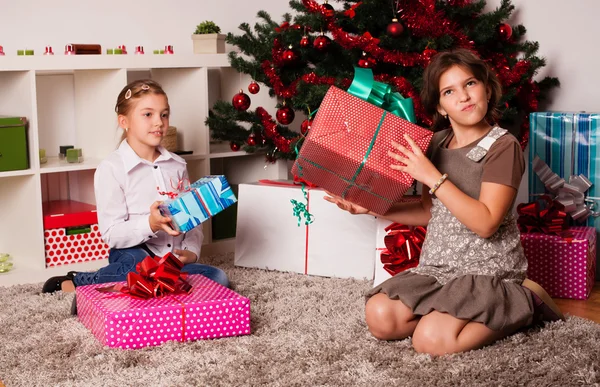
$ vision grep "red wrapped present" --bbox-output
[521,226,596,300]
[291,70,432,215]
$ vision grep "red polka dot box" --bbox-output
[43,200,110,268]
[76,274,251,349]
[291,86,433,215]
[521,226,597,300]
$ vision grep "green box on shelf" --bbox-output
[0,116,29,172]
[66,148,83,163]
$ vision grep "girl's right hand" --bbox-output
[149,201,180,236]
[323,192,371,215]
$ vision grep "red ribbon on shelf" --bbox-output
[380,223,425,276]
[97,252,192,299]
[516,194,573,241]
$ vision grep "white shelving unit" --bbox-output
[0,54,288,286]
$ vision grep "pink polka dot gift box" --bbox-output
[521,226,596,300]
[76,274,251,349]
[291,82,432,215]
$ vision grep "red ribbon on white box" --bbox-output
[258,179,313,274]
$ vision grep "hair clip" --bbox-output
[124,89,132,99]
[141,84,150,91]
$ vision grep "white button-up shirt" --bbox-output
[94,140,204,258]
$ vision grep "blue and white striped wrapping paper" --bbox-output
[159,175,237,233]
[529,112,600,231]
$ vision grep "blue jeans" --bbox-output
[72,246,229,288]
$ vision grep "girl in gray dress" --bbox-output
[325,48,564,356]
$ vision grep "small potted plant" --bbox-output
[192,21,226,54]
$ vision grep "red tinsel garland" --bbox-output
[258,0,540,152]
[255,107,298,154]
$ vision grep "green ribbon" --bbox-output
[347,67,416,123]
[291,141,315,227]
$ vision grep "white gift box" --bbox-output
[234,181,376,279]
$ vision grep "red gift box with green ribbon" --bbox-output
[291,68,433,215]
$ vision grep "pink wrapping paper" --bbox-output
[521,226,596,300]
[77,274,251,349]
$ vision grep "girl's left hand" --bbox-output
[174,249,197,265]
[388,134,441,188]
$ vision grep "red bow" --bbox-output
[380,224,425,276]
[517,195,573,241]
[97,253,192,299]
[275,22,290,32]
[157,176,192,199]
[343,2,362,18]
[362,31,380,45]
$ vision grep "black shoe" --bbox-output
[42,271,77,294]
[70,295,78,316]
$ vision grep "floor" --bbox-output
[553,281,600,323]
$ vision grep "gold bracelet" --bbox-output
[428,173,448,195]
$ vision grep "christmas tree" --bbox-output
[207,0,558,161]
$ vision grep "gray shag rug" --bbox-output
[1,253,599,387]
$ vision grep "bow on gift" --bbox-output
[516,195,572,240]
[380,224,425,276]
[157,173,192,200]
[347,67,416,123]
[97,253,192,299]
[532,155,594,221]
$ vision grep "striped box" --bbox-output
[159,175,237,233]
[529,112,600,232]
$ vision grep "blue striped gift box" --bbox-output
[529,112,600,231]
[159,175,237,233]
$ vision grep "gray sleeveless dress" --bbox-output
[368,127,535,332]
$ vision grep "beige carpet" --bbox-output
[1,253,599,387]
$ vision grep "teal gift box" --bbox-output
[529,112,600,232]
[159,175,237,233]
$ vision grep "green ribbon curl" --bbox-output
[347,67,416,123]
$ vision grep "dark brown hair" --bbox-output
[115,79,169,141]
[420,48,502,131]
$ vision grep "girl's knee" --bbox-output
[365,295,404,340]
[412,328,444,355]
[412,324,455,356]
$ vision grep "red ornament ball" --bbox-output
[358,53,377,68]
[246,134,257,146]
[313,35,331,51]
[248,81,260,94]
[281,46,299,65]
[497,23,513,41]
[300,35,310,48]
[230,142,241,152]
[232,90,251,111]
[276,106,295,125]
[322,2,335,17]
[301,119,313,135]
[386,18,404,37]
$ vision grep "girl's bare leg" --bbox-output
[365,293,421,340]
[412,311,515,356]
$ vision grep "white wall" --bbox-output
[1,0,597,203]
[1,0,595,111]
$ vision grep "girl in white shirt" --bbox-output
[42,80,229,305]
